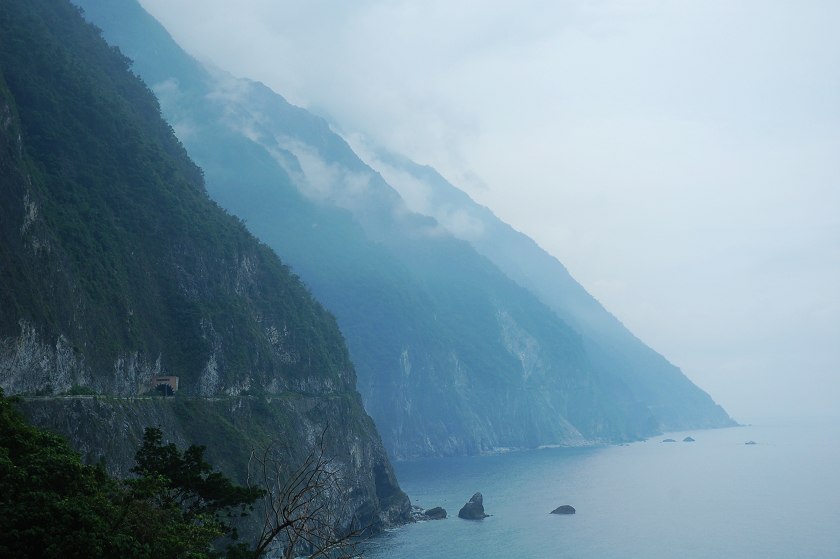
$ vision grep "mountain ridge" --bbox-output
[73,0,734,460]
[365,150,733,429]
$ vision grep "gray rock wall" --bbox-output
[17,393,410,531]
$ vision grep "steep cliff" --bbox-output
[367,152,735,431]
[0,0,408,529]
[73,0,734,459]
[15,394,407,526]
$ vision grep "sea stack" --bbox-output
[458,492,489,519]
[551,505,576,515]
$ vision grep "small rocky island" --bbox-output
[550,505,576,515]
[424,507,447,520]
[411,505,447,521]
[458,492,490,519]
[683,436,696,442]
[662,438,676,443]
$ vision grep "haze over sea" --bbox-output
[365,420,840,558]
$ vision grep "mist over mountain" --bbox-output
[0,0,409,533]
[74,0,734,459]
[363,149,733,429]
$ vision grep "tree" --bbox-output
[0,389,133,558]
[248,428,367,559]
[125,427,264,558]
[0,387,263,559]
[1,389,362,559]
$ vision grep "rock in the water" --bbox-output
[458,492,489,519]
[662,438,677,443]
[410,505,447,521]
[550,505,576,515]
[683,436,695,442]
[425,507,447,520]
[745,440,757,445]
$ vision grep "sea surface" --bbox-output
[364,420,840,558]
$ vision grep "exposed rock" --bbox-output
[745,440,757,445]
[550,505,576,515]
[411,505,428,522]
[662,438,676,443]
[458,492,489,519]
[0,0,412,545]
[411,505,447,521]
[18,395,412,535]
[683,436,695,442]
[410,506,425,521]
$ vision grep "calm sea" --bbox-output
[364,420,840,558]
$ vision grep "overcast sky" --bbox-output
[139,0,839,421]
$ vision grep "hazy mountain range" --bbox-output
[0,0,736,544]
[72,0,733,459]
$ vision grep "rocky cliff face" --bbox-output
[72,0,733,460]
[69,0,660,460]
[16,394,409,528]
[366,153,736,432]
[0,0,408,532]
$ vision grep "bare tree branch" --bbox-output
[248,426,369,559]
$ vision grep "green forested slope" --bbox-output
[0,0,349,395]
[0,0,408,532]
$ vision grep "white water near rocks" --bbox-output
[365,420,840,558]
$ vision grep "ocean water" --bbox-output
[365,421,840,558]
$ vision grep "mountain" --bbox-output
[73,0,734,459]
[0,0,409,532]
[366,151,734,430]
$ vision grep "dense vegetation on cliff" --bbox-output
[0,0,350,396]
[0,0,409,536]
[0,390,261,558]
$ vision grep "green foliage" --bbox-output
[63,384,99,396]
[1,388,130,557]
[0,0,355,395]
[0,390,263,558]
[124,427,263,558]
[131,427,263,528]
